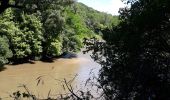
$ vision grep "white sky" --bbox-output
[77,0,126,15]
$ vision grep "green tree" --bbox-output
[63,8,97,52]
[47,38,62,57]
[0,0,116,63]
[0,0,74,14]
[0,36,12,67]
[0,8,43,62]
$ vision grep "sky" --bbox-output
[77,0,126,15]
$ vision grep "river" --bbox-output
[0,51,100,99]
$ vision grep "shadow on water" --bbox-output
[11,60,36,65]
[40,57,54,63]
[0,67,6,72]
[39,52,78,63]
[8,52,78,65]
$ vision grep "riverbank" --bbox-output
[8,52,78,66]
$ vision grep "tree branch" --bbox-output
[0,0,23,14]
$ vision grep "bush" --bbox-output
[47,39,62,57]
[0,36,12,67]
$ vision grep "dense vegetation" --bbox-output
[0,0,118,65]
[2,0,169,100]
[85,0,170,99]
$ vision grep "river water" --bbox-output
[0,51,100,99]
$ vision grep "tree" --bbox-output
[0,0,115,63]
[0,0,23,14]
[85,0,170,99]
[0,36,12,67]
[0,0,75,60]
[0,0,75,14]
[0,8,43,62]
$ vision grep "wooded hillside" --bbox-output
[0,0,119,65]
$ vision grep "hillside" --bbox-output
[0,0,119,65]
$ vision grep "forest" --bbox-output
[0,0,170,100]
[0,0,118,66]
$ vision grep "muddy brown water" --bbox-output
[0,52,100,99]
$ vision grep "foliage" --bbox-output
[0,0,119,64]
[0,8,43,61]
[84,0,170,99]
[62,9,93,52]
[0,0,74,14]
[0,36,12,67]
[42,9,65,57]
[61,2,117,52]
[73,3,119,32]
[47,38,62,57]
